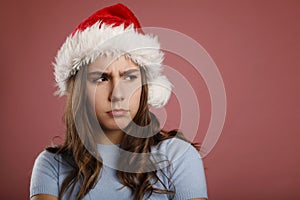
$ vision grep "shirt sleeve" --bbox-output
[167,138,208,200]
[30,150,60,198]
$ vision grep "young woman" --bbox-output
[30,3,208,200]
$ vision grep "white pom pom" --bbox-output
[148,75,173,108]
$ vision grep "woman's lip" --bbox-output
[107,109,129,117]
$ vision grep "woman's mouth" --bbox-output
[107,109,129,117]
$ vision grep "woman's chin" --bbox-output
[100,120,131,132]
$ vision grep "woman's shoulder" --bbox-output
[30,149,68,199]
[151,137,201,163]
[151,138,208,199]
[32,149,60,172]
[34,149,57,162]
[32,148,73,172]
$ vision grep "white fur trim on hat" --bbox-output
[53,22,172,108]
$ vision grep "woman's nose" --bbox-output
[109,79,124,102]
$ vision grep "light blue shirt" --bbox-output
[30,138,208,199]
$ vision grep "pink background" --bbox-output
[1,0,299,199]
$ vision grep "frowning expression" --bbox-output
[86,55,142,132]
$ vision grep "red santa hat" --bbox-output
[53,3,172,108]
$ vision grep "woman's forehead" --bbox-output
[88,55,139,72]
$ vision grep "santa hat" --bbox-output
[53,3,172,108]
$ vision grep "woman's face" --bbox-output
[86,55,142,133]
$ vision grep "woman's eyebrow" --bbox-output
[87,68,139,77]
[120,68,140,76]
[87,71,108,76]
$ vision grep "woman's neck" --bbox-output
[95,130,124,145]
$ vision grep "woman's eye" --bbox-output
[94,76,108,83]
[124,75,137,81]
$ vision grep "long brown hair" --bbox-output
[47,62,199,200]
